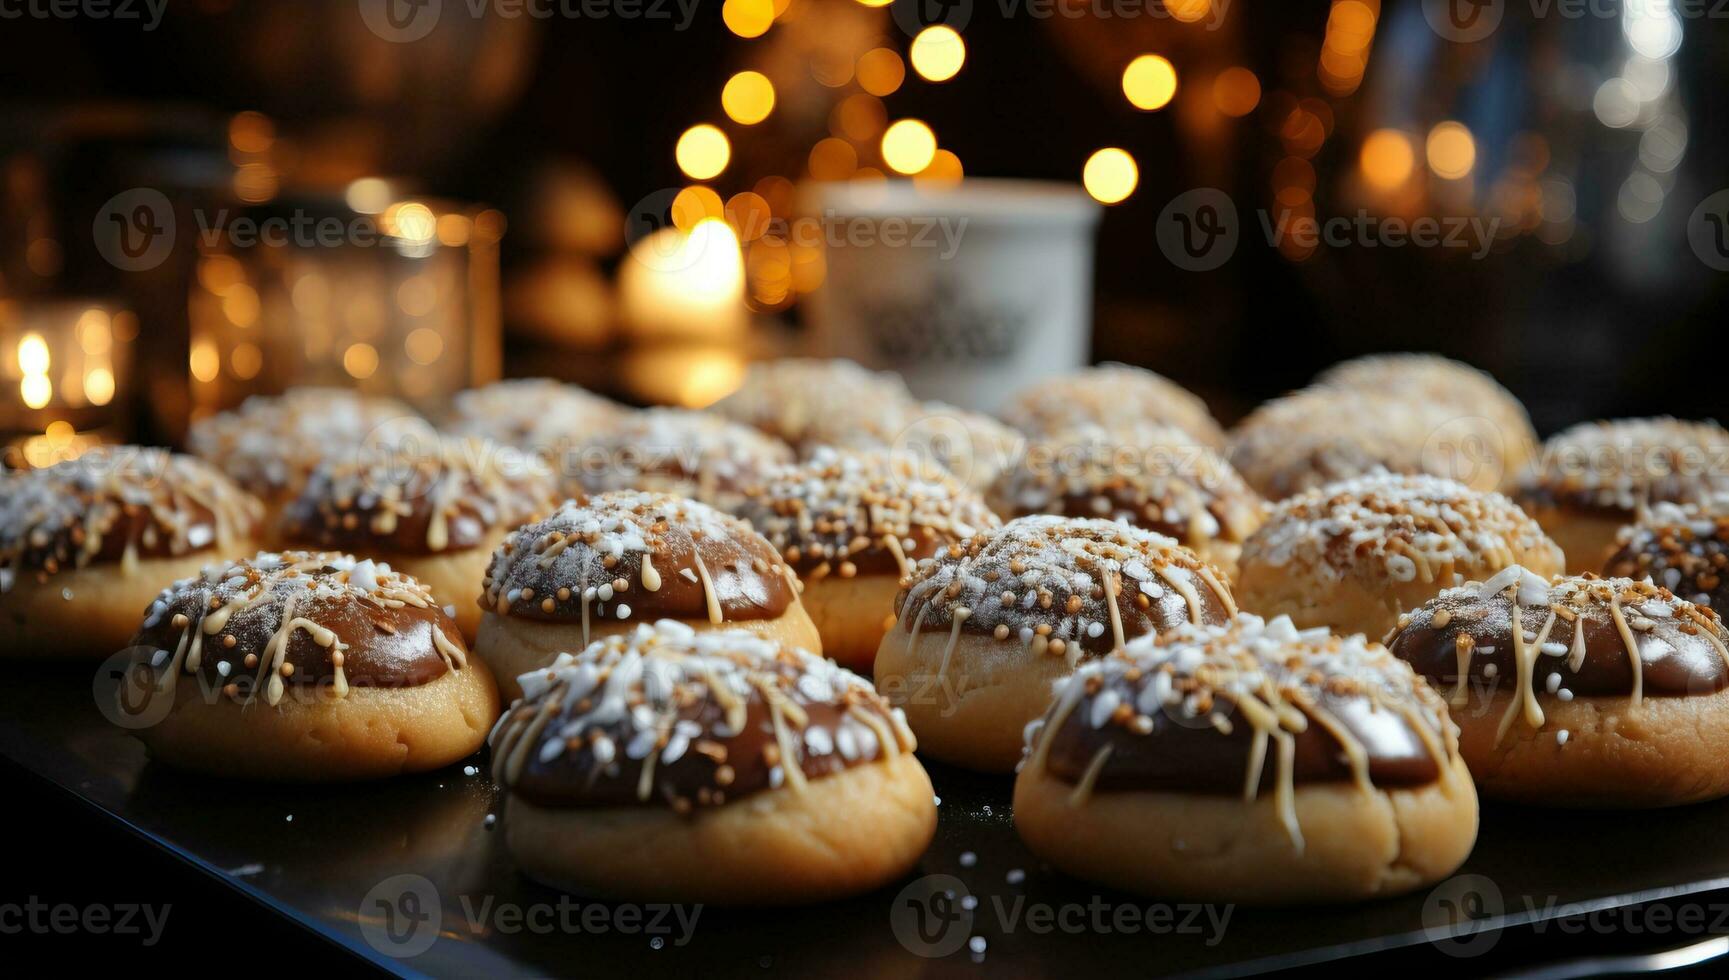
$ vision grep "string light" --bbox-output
[722,71,776,125]
[881,119,938,175]
[1083,148,1138,204]
[909,26,966,83]
[1122,55,1178,111]
[676,125,731,180]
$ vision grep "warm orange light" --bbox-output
[1166,0,1210,22]
[721,0,774,37]
[916,149,965,189]
[1426,121,1477,179]
[726,191,774,241]
[1212,67,1261,117]
[910,26,966,82]
[1083,148,1138,204]
[881,119,938,175]
[343,342,380,380]
[1122,55,1178,111]
[831,94,886,142]
[1360,128,1415,190]
[676,125,731,180]
[722,71,776,125]
[672,186,726,231]
[808,138,858,181]
[857,48,905,96]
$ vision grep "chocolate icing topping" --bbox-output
[1387,567,1729,705]
[188,388,419,499]
[481,491,799,631]
[1605,504,1729,614]
[731,448,1000,580]
[129,551,468,706]
[492,620,915,812]
[281,436,557,556]
[556,408,794,505]
[0,448,261,586]
[1024,614,1457,844]
[892,515,1236,661]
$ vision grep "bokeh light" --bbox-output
[910,26,966,83]
[1122,55,1178,111]
[1083,148,1138,204]
[882,119,938,175]
[722,0,774,38]
[722,71,776,125]
[1425,121,1476,179]
[857,48,905,96]
[676,125,731,180]
[1360,128,1414,190]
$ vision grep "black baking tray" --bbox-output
[6,659,1729,978]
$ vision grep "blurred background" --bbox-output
[0,0,1723,460]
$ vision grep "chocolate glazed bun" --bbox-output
[558,408,794,507]
[118,552,498,780]
[986,423,1265,582]
[1014,614,1476,904]
[1513,418,1729,574]
[710,357,915,448]
[280,435,559,641]
[873,515,1238,771]
[729,448,1000,671]
[0,448,262,658]
[1235,473,1564,641]
[1386,566,1729,806]
[1605,503,1729,613]
[491,620,936,904]
[473,491,821,701]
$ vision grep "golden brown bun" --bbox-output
[0,553,243,659]
[873,629,1076,772]
[504,751,936,904]
[135,656,499,781]
[475,605,823,702]
[1235,474,1565,640]
[1014,754,1478,904]
[801,575,901,673]
[1450,688,1729,807]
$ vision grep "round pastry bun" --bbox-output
[710,357,915,448]
[489,620,935,904]
[122,552,498,780]
[476,606,821,702]
[0,447,263,658]
[390,537,508,642]
[137,658,498,781]
[1000,363,1226,450]
[874,515,1237,772]
[1513,418,1729,574]
[799,575,901,673]
[1604,503,1729,612]
[1235,473,1563,640]
[506,752,935,904]
[1014,754,1478,904]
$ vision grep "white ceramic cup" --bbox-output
[800,179,1101,411]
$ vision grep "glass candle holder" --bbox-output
[0,299,136,465]
[186,189,502,415]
